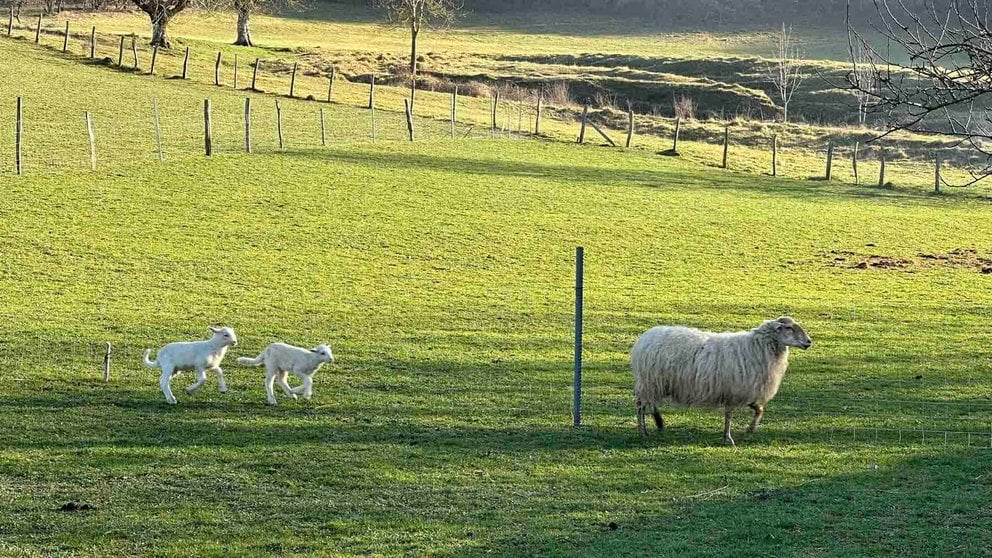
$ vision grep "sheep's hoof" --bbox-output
[722,436,736,447]
[185,386,199,394]
[219,387,229,394]
[267,400,278,406]
[166,398,177,405]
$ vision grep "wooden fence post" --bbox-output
[6,7,12,37]
[152,97,163,162]
[853,141,860,185]
[85,111,96,170]
[934,153,941,194]
[319,107,326,146]
[15,96,22,176]
[233,54,239,89]
[536,88,544,136]
[404,98,415,141]
[150,46,158,75]
[117,35,124,66]
[89,26,95,59]
[369,75,376,142]
[181,46,190,79]
[102,342,111,382]
[275,99,283,149]
[244,97,252,153]
[772,135,778,177]
[825,141,834,180]
[878,153,886,187]
[671,117,681,154]
[625,100,634,148]
[327,67,335,102]
[491,91,500,134]
[34,13,41,43]
[130,35,138,69]
[450,86,457,140]
[203,98,212,156]
[214,51,221,86]
[368,74,375,109]
[289,61,298,98]
[251,58,260,90]
[577,103,588,144]
[722,125,730,169]
[62,20,69,52]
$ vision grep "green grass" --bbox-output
[3,20,992,558]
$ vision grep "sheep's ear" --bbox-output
[311,348,320,353]
[208,326,219,333]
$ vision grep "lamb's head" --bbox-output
[208,326,238,347]
[759,316,811,350]
[310,344,334,363]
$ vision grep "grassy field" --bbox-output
[3,16,992,557]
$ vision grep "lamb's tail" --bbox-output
[237,353,266,367]
[142,349,158,368]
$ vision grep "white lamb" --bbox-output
[630,316,812,446]
[142,326,239,405]
[237,343,334,406]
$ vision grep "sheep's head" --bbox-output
[208,326,238,347]
[764,316,811,350]
[310,344,334,363]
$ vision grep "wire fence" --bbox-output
[2,19,988,191]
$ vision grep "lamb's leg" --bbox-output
[275,371,297,401]
[185,367,207,394]
[265,367,279,406]
[722,407,735,446]
[297,374,313,401]
[746,403,765,434]
[652,407,665,431]
[635,398,648,438]
[215,367,229,394]
[159,366,177,405]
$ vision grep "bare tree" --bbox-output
[847,0,992,183]
[374,0,462,109]
[849,39,877,125]
[131,0,191,47]
[766,23,805,123]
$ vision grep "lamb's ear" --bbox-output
[208,326,220,333]
[311,348,320,353]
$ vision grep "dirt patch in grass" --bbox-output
[824,248,992,273]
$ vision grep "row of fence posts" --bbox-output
[7,16,949,191]
[574,103,945,193]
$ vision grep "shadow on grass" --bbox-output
[444,446,992,557]
[284,146,990,207]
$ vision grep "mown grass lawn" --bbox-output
[2,133,992,555]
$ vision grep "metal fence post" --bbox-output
[573,246,584,427]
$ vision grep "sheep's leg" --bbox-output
[635,399,648,438]
[275,371,297,401]
[265,367,279,406]
[185,368,207,394]
[746,403,765,434]
[215,367,229,394]
[652,407,665,431]
[159,366,178,405]
[722,408,735,446]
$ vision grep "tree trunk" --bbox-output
[410,25,418,74]
[150,11,172,48]
[235,7,252,47]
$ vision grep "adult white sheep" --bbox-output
[142,326,239,405]
[630,316,811,446]
[237,343,334,406]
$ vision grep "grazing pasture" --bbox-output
[1,16,992,558]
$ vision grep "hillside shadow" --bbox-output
[444,446,992,557]
[287,147,990,207]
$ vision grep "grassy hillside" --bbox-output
[2,22,992,556]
